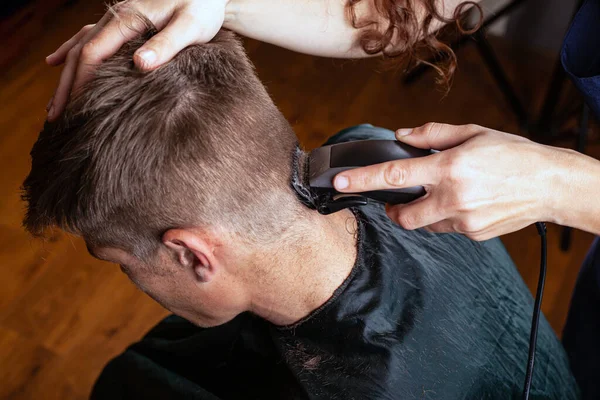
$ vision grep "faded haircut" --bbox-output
[22,16,305,260]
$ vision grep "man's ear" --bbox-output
[162,229,216,283]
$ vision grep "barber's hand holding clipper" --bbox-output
[334,123,600,240]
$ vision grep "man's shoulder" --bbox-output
[90,313,297,399]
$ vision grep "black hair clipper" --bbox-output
[306,140,434,215]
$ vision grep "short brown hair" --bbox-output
[22,17,303,259]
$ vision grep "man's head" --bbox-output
[22,18,310,326]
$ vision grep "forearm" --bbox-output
[546,147,600,235]
[224,0,477,58]
[224,0,362,57]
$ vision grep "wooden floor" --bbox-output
[0,1,597,399]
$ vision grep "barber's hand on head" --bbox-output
[334,123,563,241]
[45,0,228,121]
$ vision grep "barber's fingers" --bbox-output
[49,46,83,120]
[334,153,442,193]
[46,24,95,66]
[422,219,494,241]
[395,123,485,150]
[385,197,448,231]
[134,9,219,71]
[48,13,113,120]
[134,0,226,71]
[423,219,454,234]
[72,13,148,90]
[424,214,534,241]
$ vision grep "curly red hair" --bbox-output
[347,0,482,87]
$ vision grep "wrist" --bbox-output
[541,145,600,231]
[538,145,574,225]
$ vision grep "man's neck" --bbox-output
[248,208,358,326]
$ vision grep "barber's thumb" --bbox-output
[134,47,159,70]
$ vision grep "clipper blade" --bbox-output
[290,146,319,209]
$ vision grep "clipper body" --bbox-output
[307,140,433,214]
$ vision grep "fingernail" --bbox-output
[46,53,55,61]
[46,97,54,112]
[48,105,55,120]
[335,176,349,190]
[396,128,413,137]
[136,49,156,68]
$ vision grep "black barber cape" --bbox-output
[91,126,579,400]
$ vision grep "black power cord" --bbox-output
[522,222,548,400]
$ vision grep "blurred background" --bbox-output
[0,0,596,398]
